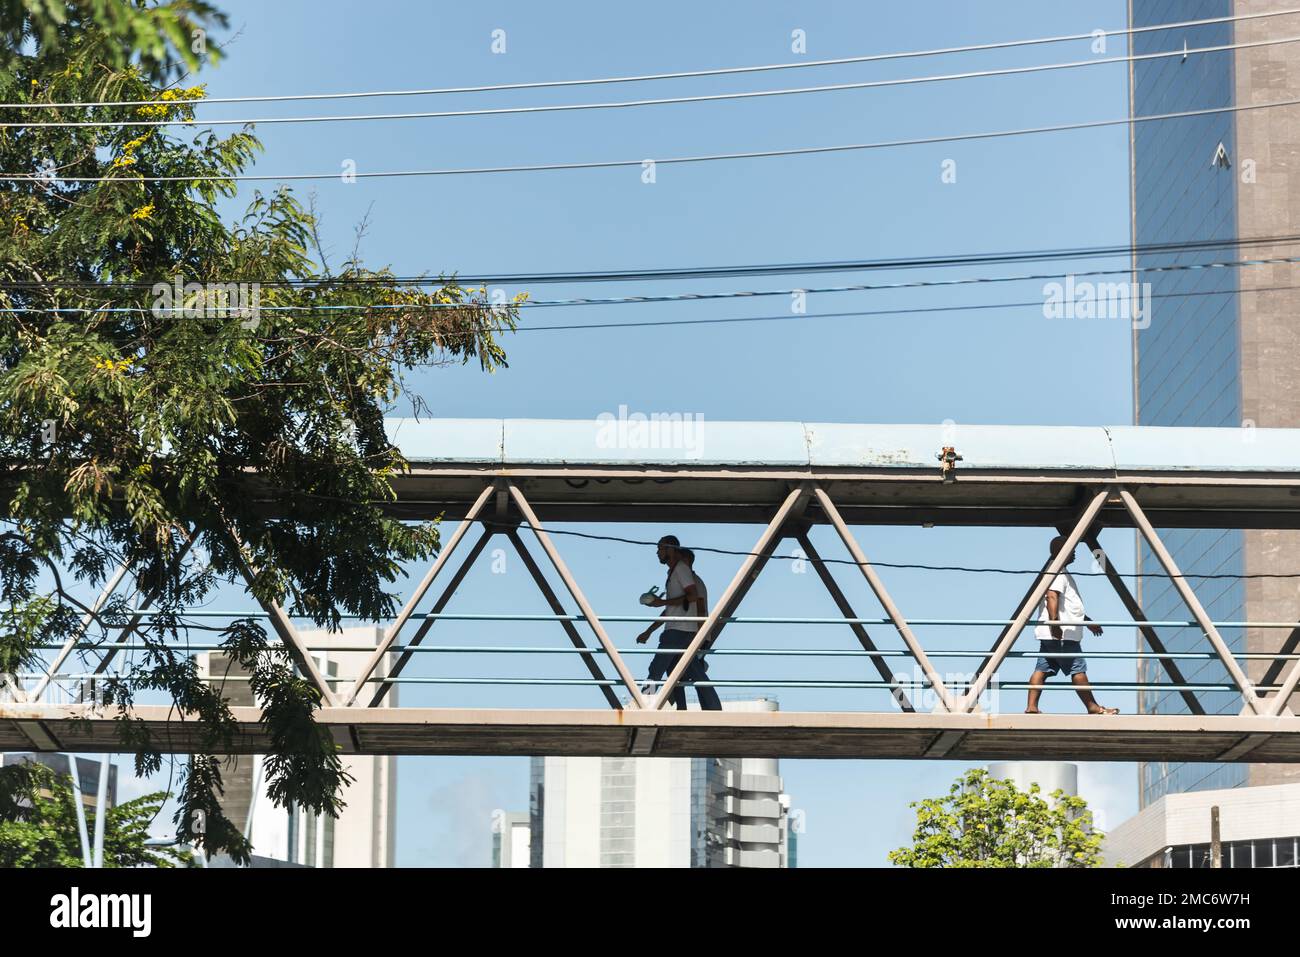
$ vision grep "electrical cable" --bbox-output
[6,35,1296,129]
[5,251,1298,314]
[6,97,1300,183]
[8,7,1294,109]
[4,232,1297,289]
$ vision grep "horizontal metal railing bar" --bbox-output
[17,672,1285,692]
[113,610,1300,628]
[28,643,1300,660]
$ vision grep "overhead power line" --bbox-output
[8,284,1299,340]
[5,254,1300,315]
[5,35,1296,129]
[7,7,1297,109]
[506,283,1300,333]
[5,234,1297,290]
[7,96,1298,183]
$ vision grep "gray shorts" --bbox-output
[1035,639,1086,677]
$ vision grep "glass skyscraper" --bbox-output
[1129,0,1300,805]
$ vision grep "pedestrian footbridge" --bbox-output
[5,420,1299,758]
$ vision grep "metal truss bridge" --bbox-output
[4,419,1300,762]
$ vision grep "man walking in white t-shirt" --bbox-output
[1025,535,1119,715]
[636,535,722,710]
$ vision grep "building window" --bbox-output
[1278,838,1298,868]
[1166,837,1300,868]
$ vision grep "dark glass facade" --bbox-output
[528,756,545,869]
[1131,0,1248,806]
[1161,835,1300,867]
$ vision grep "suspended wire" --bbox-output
[506,283,1300,333]
[6,36,1296,129]
[6,233,1298,290]
[9,284,1296,347]
[484,520,1300,581]
[217,498,1300,581]
[8,7,1296,109]
[6,251,1300,315]
[8,95,1298,182]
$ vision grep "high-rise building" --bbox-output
[1104,780,1300,866]
[514,698,797,868]
[491,811,531,868]
[199,626,397,867]
[1129,0,1300,806]
[987,762,1079,800]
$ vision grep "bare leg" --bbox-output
[1072,672,1118,714]
[1026,670,1048,713]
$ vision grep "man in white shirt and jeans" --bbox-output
[636,535,722,710]
[1025,535,1119,715]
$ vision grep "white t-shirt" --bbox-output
[663,560,701,632]
[1033,571,1085,641]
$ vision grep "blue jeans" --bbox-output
[646,630,722,711]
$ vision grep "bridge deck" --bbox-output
[252,419,1300,527]
[3,705,1297,762]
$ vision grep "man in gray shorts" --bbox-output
[1025,536,1119,715]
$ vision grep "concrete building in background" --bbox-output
[198,627,396,867]
[0,752,116,813]
[987,762,1079,799]
[1129,0,1300,805]
[509,699,797,868]
[1105,781,1300,867]
[491,811,531,868]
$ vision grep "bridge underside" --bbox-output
[3,706,1297,763]
[252,467,1300,529]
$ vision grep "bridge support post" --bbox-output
[344,484,495,706]
[363,526,495,707]
[32,532,197,702]
[1119,489,1263,715]
[958,489,1109,713]
[1081,531,1205,716]
[28,559,131,703]
[509,483,649,709]
[795,532,915,713]
[228,532,340,707]
[814,486,958,713]
[1260,634,1300,718]
[655,485,810,711]
[92,535,201,687]
[1254,624,1300,717]
[506,528,623,710]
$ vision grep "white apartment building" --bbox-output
[199,626,397,868]
[506,698,797,868]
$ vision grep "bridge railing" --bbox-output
[11,477,1300,719]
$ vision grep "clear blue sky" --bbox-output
[112,0,1149,866]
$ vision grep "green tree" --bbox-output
[0,0,523,863]
[888,768,1104,868]
[1,0,229,83]
[0,762,193,867]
